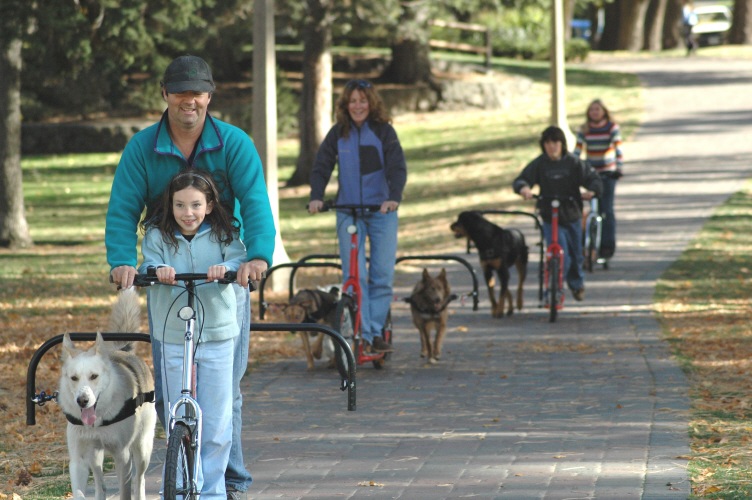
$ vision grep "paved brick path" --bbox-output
[119,57,752,499]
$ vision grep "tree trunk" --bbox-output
[0,37,32,249]
[662,0,684,49]
[599,2,620,50]
[616,0,651,51]
[563,0,576,41]
[287,0,333,187]
[381,0,440,93]
[644,0,669,50]
[729,0,752,44]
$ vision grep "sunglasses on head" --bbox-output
[345,79,373,90]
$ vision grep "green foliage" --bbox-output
[478,6,550,60]
[565,38,591,62]
[19,0,252,119]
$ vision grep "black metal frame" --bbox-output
[258,253,480,318]
[26,323,357,425]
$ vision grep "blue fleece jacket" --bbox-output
[105,112,275,270]
[309,120,407,205]
[139,223,246,344]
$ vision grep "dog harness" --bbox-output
[404,293,458,315]
[302,301,337,323]
[64,390,155,427]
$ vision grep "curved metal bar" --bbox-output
[250,322,356,411]
[26,332,151,425]
[291,254,341,297]
[395,254,480,311]
[257,261,342,320]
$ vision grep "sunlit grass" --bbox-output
[656,184,752,499]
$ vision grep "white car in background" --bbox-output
[693,5,732,46]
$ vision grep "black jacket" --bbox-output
[512,152,603,224]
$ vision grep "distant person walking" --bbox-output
[683,1,698,56]
[573,99,623,261]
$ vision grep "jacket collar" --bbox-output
[153,111,224,159]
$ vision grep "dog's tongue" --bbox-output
[81,406,96,426]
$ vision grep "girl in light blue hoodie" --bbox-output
[139,169,246,499]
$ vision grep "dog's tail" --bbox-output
[107,288,142,335]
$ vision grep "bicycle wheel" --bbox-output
[373,310,393,369]
[549,258,559,323]
[333,295,356,379]
[163,422,195,500]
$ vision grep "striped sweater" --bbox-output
[573,121,623,173]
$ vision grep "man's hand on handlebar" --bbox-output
[111,265,138,290]
[238,259,267,288]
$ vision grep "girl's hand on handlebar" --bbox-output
[156,266,177,285]
[380,200,399,214]
[581,190,596,201]
[308,200,324,214]
[207,265,227,282]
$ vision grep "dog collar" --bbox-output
[64,390,155,427]
[404,294,458,315]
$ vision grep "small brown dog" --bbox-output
[407,268,455,364]
[284,288,339,370]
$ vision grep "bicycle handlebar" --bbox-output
[128,267,240,287]
[315,200,383,213]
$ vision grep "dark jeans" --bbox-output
[598,173,617,258]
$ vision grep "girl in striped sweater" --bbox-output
[573,99,623,260]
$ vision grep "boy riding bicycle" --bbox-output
[513,126,602,302]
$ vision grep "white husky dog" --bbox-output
[58,288,156,500]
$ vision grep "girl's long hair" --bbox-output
[582,99,613,134]
[335,79,391,138]
[142,169,239,252]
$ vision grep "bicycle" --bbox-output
[534,196,565,323]
[582,196,606,272]
[133,267,248,500]
[314,201,393,369]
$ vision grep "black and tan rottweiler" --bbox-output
[450,211,528,318]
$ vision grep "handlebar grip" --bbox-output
[130,270,241,287]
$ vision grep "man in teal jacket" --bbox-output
[106,55,275,497]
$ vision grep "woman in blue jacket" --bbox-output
[308,79,407,353]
